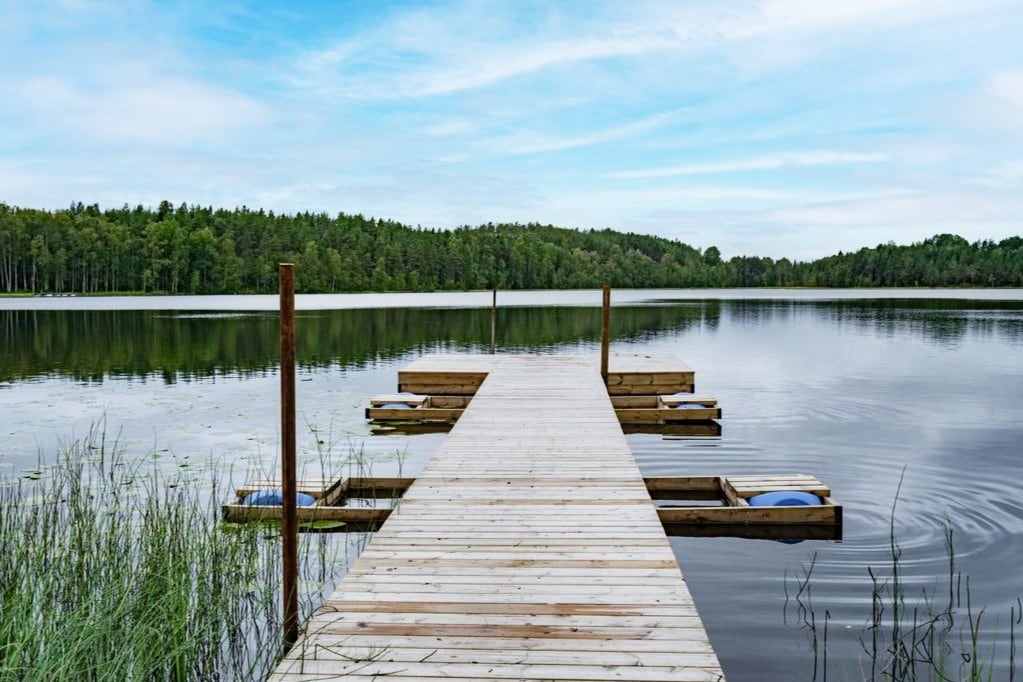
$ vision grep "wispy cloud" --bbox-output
[609,151,887,178]
[398,34,682,98]
[487,112,679,156]
[988,70,1023,110]
[291,7,693,100]
[971,160,1023,188]
[292,0,1007,100]
[15,76,271,145]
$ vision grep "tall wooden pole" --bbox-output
[278,263,299,648]
[490,288,497,354]
[600,284,611,382]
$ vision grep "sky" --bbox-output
[1,0,1021,259]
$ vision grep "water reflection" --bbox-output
[722,298,1023,345]
[6,298,1023,386]
[0,304,717,384]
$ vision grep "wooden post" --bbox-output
[278,263,299,648]
[600,284,611,382]
[490,288,497,355]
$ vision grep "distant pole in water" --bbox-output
[490,288,497,355]
[278,263,299,648]
[600,284,611,382]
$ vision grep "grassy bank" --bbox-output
[0,427,351,681]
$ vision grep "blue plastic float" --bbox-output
[747,490,821,507]
[241,489,316,506]
[378,403,413,409]
[748,490,823,545]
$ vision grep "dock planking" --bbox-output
[270,355,725,681]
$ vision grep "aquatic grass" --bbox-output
[0,425,350,682]
[788,471,1019,681]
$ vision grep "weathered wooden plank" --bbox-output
[608,383,696,395]
[366,406,465,421]
[369,394,428,406]
[290,620,715,640]
[721,474,830,498]
[397,383,481,395]
[612,395,718,408]
[346,477,415,496]
[269,660,725,681]
[663,523,842,541]
[657,505,839,525]
[621,422,722,437]
[222,505,391,524]
[278,645,720,666]
[616,407,722,423]
[272,633,717,653]
[643,477,721,492]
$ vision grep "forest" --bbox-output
[1,201,1021,294]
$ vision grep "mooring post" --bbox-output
[490,288,497,354]
[278,263,299,648]
[600,284,611,382]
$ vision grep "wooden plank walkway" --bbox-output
[271,355,725,681]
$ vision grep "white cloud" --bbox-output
[971,160,1023,188]
[399,32,682,97]
[724,0,949,40]
[487,112,678,156]
[959,69,1023,136]
[16,75,271,145]
[616,188,1023,259]
[292,0,1005,100]
[609,151,887,178]
[988,70,1023,110]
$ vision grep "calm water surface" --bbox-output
[3,289,1022,681]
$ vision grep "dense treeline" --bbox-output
[0,201,1021,293]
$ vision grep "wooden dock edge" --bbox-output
[367,393,723,425]
[224,475,842,537]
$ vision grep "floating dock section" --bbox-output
[369,354,721,426]
[269,355,727,681]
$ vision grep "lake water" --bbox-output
[3,289,1023,681]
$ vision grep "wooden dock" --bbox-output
[270,355,726,681]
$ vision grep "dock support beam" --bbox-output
[600,284,611,381]
[278,263,299,648]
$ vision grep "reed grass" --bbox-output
[787,471,1020,681]
[0,424,353,681]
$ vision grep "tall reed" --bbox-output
[787,472,1020,681]
[0,425,349,681]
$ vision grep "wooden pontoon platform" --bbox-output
[398,353,696,395]
[369,354,720,426]
[269,355,727,681]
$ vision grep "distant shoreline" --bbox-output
[4,288,1023,313]
[2,284,1021,300]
